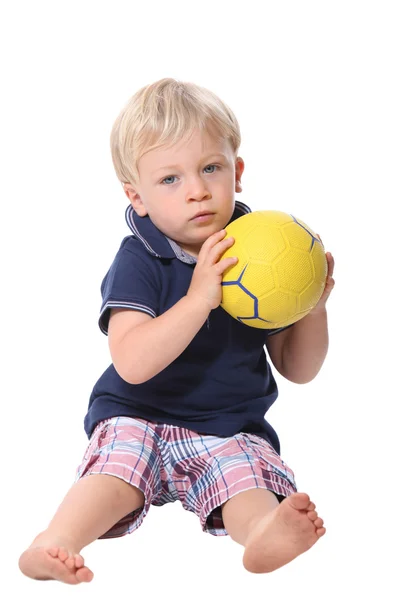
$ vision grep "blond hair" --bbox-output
[110,78,241,186]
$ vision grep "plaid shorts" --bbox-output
[75,416,297,538]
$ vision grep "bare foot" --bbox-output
[243,492,326,573]
[19,534,94,584]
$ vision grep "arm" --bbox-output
[266,251,335,384]
[108,295,210,384]
[266,309,329,384]
[108,229,237,385]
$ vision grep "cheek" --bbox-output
[218,173,235,193]
[151,208,178,233]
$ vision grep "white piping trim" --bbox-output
[99,301,157,334]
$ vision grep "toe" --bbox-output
[314,517,324,529]
[47,547,61,559]
[307,502,316,512]
[74,554,85,569]
[57,548,70,562]
[307,510,318,521]
[65,556,76,570]
[76,567,94,583]
[287,492,310,511]
[316,527,326,537]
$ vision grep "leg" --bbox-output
[222,489,326,573]
[19,474,144,584]
[221,488,279,546]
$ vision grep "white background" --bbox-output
[2,1,399,598]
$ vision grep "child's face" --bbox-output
[124,129,244,257]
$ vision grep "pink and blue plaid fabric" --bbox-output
[76,416,297,537]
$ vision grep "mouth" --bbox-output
[191,211,215,221]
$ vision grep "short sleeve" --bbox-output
[265,323,295,337]
[98,237,160,335]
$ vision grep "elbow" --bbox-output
[279,352,324,384]
[119,371,148,386]
[283,368,321,385]
[113,361,148,385]
[279,369,309,384]
[289,374,316,385]
[110,345,151,385]
[123,373,144,385]
[278,360,320,384]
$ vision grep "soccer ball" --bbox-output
[220,210,328,329]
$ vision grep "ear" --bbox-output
[123,184,148,217]
[235,157,245,193]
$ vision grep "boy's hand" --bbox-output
[187,230,238,310]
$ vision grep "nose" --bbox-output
[186,175,211,202]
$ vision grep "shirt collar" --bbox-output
[125,200,251,262]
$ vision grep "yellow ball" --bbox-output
[220,210,327,329]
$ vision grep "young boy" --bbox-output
[19,78,335,584]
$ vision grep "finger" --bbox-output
[209,236,235,264]
[205,229,228,248]
[326,252,335,277]
[197,230,228,262]
[320,276,335,303]
[215,256,238,275]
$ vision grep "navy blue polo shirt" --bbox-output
[84,200,289,454]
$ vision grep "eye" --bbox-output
[204,164,219,173]
[161,175,177,185]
